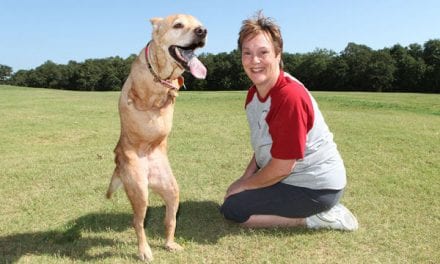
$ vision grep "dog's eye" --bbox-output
[173,23,184,29]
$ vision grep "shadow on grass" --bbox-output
[0,200,308,262]
[0,212,132,263]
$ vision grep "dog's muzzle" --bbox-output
[169,26,207,79]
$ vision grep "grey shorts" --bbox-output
[220,182,343,223]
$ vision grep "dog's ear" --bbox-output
[150,17,163,31]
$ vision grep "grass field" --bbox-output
[0,85,439,263]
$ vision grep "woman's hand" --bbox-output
[224,155,257,201]
[224,179,246,200]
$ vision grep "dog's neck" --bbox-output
[145,43,183,91]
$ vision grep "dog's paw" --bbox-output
[165,241,184,252]
[138,246,154,263]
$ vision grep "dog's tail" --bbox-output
[106,169,123,199]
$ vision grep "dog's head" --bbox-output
[150,14,207,79]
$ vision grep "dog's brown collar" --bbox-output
[145,44,183,91]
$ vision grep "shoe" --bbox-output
[306,203,358,231]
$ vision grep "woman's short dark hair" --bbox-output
[238,11,284,67]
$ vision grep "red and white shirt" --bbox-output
[245,71,346,190]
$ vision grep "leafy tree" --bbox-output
[0,64,13,83]
[407,43,424,60]
[390,44,426,92]
[209,52,233,90]
[422,39,440,92]
[228,49,251,90]
[9,70,28,86]
[365,50,396,92]
[283,52,303,75]
[97,70,121,91]
[34,60,63,88]
[340,43,373,91]
[26,69,46,88]
[294,49,335,90]
[322,56,349,91]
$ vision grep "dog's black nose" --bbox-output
[195,27,207,38]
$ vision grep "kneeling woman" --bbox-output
[220,11,358,231]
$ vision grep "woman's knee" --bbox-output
[220,196,249,223]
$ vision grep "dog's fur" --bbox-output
[106,14,207,262]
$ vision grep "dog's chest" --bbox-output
[124,106,174,144]
[144,109,174,137]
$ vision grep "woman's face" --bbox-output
[241,32,281,93]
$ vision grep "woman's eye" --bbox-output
[257,51,269,58]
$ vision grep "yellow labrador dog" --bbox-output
[106,14,207,262]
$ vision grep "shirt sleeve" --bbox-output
[267,84,314,160]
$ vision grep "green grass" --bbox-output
[0,85,439,263]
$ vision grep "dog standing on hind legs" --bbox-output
[105,14,207,262]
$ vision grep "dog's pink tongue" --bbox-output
[188,57,207,79]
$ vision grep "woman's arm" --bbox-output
[225,157,295,199]
[240,154,259,180]
[224,154,258,200]
[243,158,295,189]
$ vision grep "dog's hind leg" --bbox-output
[122,155,153,262]
[148,150,183,252]
[160,177,183,252]
[106,168,123,199]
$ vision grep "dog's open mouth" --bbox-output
[169,45,207,79]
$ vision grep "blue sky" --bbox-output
[1,0,439,71]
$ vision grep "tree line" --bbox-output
[1,39,439,93]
